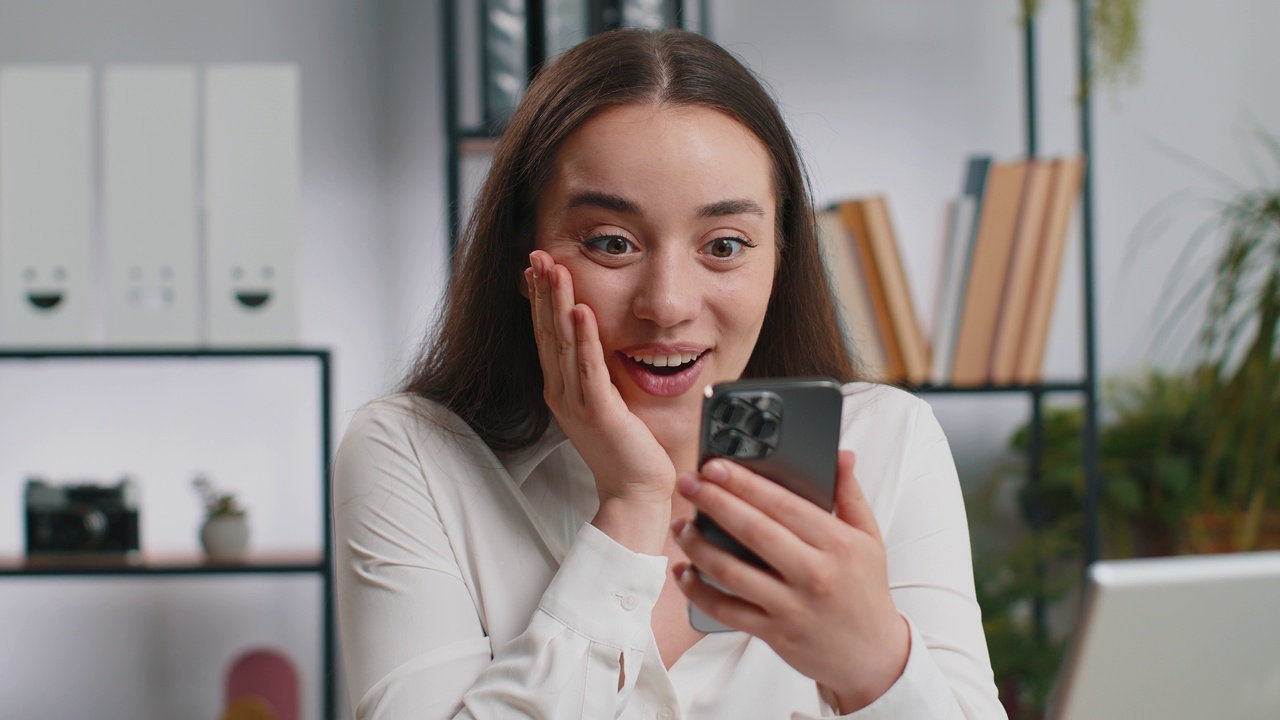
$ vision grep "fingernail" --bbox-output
[528,253,540,278]
[676,473,699,496]
[673,564,686,581]
[671,518,686,536]
[701,460,728,483]
[571,306,584,324]
[548,266,560,289]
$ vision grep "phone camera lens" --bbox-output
[712,428,744,456]
[749,411,779,441]
[716,399,747,425]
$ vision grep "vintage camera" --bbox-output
[25,478,140,556]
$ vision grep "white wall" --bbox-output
[1091,1,1280,371]
[1,0,1278,717]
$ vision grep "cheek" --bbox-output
[733,295,773,352]
[563,263,629,337]
[720,272,774,337]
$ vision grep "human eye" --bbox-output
[582,234,637,256]
[701,235,756,260]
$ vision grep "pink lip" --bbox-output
[617,346,710,398]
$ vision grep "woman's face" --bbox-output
[535,102,778,452]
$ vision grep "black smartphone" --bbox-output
[688,377,844,633]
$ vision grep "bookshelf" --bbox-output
[0,348,336,720]
[902,4,1103,634]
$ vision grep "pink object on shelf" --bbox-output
[224,647,299,720]
[221,695,277,720]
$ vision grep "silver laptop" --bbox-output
[1049,551,1280,720]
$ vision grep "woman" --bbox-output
[334,28,1004,719]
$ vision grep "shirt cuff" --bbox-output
[537,522,669,651]
[833,615,960,719]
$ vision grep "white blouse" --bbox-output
[333,382,1006,719]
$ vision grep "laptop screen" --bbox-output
[1050,551,1280,720]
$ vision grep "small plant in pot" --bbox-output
[193,474,249,561]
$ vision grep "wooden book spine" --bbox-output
[816,208,886,379]
[950,160,1029,387]
[839,200,905,382]
[1014,156,1086,383]
[990,159,1053,385]
[863,196,929,386]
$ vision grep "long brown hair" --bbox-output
[403,28,859,452]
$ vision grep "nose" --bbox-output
[631,250,701,328]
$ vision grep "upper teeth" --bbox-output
[628,351,700,367]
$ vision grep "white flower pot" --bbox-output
[200,513,249,560]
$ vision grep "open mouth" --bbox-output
[625,350,706,375]
[620,349,710,398]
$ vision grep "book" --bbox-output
[930,157,991,385]
[989,158,1053,385]
[930,195,978,385]
[815,208,887,380]
[838,199,906,382]
[950,159,1029,387]
[1013,156,1086,384]
[840,197,929,386]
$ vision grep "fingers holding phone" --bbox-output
[675,379,909,713]
[684,377,843,633]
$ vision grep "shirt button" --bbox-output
[619,592,639,611]
[656,706,675,720]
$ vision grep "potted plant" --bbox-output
[193,474,250,561]
[1183,143,1280,551]
[975,146,1280,714]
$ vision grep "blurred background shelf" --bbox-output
[0,347,336,720]
[0,550,326,577]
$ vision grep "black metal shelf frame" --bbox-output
[987,0,1103,632]
[1021,2,1103,570]
[0,347,336,720]
[442,0,702,250]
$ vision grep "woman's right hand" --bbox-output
[526,250,677,553]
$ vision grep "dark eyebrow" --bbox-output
[565,191,643,216]
[565,191,765,220]
[697,198,766,219]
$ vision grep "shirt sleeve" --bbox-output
[333,404,668,720]
[796,395,1007,720]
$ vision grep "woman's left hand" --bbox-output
[671,450,910,714]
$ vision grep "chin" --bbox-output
[631,401,701,453]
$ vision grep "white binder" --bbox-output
[0,65,94,346]
[204,65,299,345]
[104,65,199,346]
